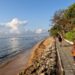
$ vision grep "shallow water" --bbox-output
[0,34,48,63]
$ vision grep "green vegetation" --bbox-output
[49,3,75,41]
[49,24,62,37]
[65,30,75,41]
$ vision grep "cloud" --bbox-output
[35,28,44,34]
[0,18,28,34]
[7,18,28,33]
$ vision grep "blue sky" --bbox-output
[0,0,75,34]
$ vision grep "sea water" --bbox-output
[0,34,48,63]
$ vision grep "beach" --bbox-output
[0,37,54,75]
[0,38,44,75]
[20,37,55,75]
[0,49,31,75]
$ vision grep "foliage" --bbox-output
[65,30,75,41]
[50,24,62,37]
[63,3,75,31]
[64,3,75,19]
[49,3,75,39]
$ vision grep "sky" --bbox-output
[0,0,75,34]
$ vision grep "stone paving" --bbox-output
[56,39,75,75]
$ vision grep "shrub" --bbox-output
[65,30,75,41]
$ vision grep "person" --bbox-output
[72,41,75,65]
[56,33,62,46]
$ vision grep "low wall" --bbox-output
[19,37,57,75]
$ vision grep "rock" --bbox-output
[40,73,45,75]
[19,38,57,75]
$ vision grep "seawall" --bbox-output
[19,37,57,75]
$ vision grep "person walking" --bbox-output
[56,33,62,46]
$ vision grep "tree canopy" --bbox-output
[49,3,75,39]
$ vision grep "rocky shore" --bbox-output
[19,37,57,75]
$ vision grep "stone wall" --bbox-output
[19,37,57,75]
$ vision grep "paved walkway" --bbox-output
[56,39,75,75]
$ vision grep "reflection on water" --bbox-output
[9,38,19,53]
[0,37,35,61]
[0,35,48,62]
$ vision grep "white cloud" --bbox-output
[35,28,44,34]
[7,18,28,33]
[0,18,28,34]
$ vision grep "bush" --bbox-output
[65,30,75,41]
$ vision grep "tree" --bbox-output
[64,3,75,19]
[64,3,75,30]
[50,24,62,37]
[49,3,75,38]
[51,9,67,34]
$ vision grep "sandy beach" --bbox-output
[0,37,54,75]
[0,39,43,75]
[0,49,32,75]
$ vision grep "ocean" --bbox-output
[0,34,48,64]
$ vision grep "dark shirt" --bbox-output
[58,35,62,42]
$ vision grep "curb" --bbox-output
[64,39,73,45]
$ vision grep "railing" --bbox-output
[55,38,64,75]
[56,48,64,75]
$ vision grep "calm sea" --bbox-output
[0,34,48,63]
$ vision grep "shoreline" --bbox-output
[0,48,32,68]
[0,37,54,75]
[0,49,30,68]
[19,36,55,75]
[24,37,54,69]
[0,48,31,75]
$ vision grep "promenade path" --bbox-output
[56,38,75,75]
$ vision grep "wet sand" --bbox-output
[0,49,32,75]
[0,39,42,75]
